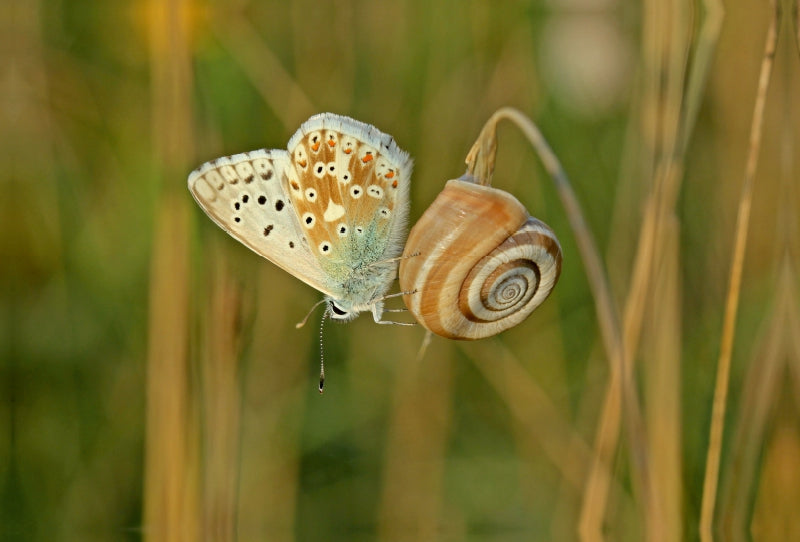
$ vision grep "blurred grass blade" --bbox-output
[200,247,245,542]
[699,1,780,538]
[143,0,198,539]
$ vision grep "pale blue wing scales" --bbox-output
[286,113,413,269]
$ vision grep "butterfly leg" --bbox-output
[371,290,417,325]
[367,251,421,269]
[376,290,416,301]
[377,319,416,326]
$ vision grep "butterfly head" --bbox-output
[326,299,359,322]
[327,295,387,324]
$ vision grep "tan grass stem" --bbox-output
[200,251,244,542]
[586,0,724,535]
[716,264,796,535]
[143,0,198,539]
[699,1,780,538]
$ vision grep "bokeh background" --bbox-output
[4,0,799,540]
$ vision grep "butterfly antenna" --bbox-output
[296,298,328,329]
[318,310,328,393]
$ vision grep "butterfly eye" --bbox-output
[328,301,350,320]
[318,241,332,254]
[302,213,316,228]
[337,224,348,237]
[329,302,348,318]
[327,162,336,176]
[379,207,391,219]
[305,188,317,202]
[349,185,363,199]
[367,185,384,199]
[313,162,326,178]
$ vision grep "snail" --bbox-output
[398,174,562,340]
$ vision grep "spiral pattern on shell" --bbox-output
[399,179,562,340]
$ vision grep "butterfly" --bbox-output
[188,113,414,325]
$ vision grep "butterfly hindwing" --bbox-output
[286,114,412,284]
[188,149,334,296]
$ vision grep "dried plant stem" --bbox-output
[465,108,624,380]
[584,0,724,535]
[145,197,197,542]
[699,1,780,538]
[678,0,725,160]
[144,0,198,540]
[201,250,244,542]
[465,107,652,534]
[716,264,796,535]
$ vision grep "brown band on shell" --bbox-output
[400,180,563,340]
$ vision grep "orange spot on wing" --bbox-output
[311,142,321,151]
[298,160,307,168]
[392,179,398,188]
[361,153,373,163]
[344,148,352,154]
[327,138,336,147]
[385,170,395,179]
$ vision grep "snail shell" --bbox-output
[399,178,562,340]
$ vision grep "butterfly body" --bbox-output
[188,113,413,322]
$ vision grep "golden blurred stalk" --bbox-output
[200,251,244,542]
[699,1,779,538]
[143,0,198,540]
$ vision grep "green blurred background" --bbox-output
[4,0,799,540]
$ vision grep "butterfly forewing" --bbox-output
[286,115,412,283]
[188,149,334,295]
